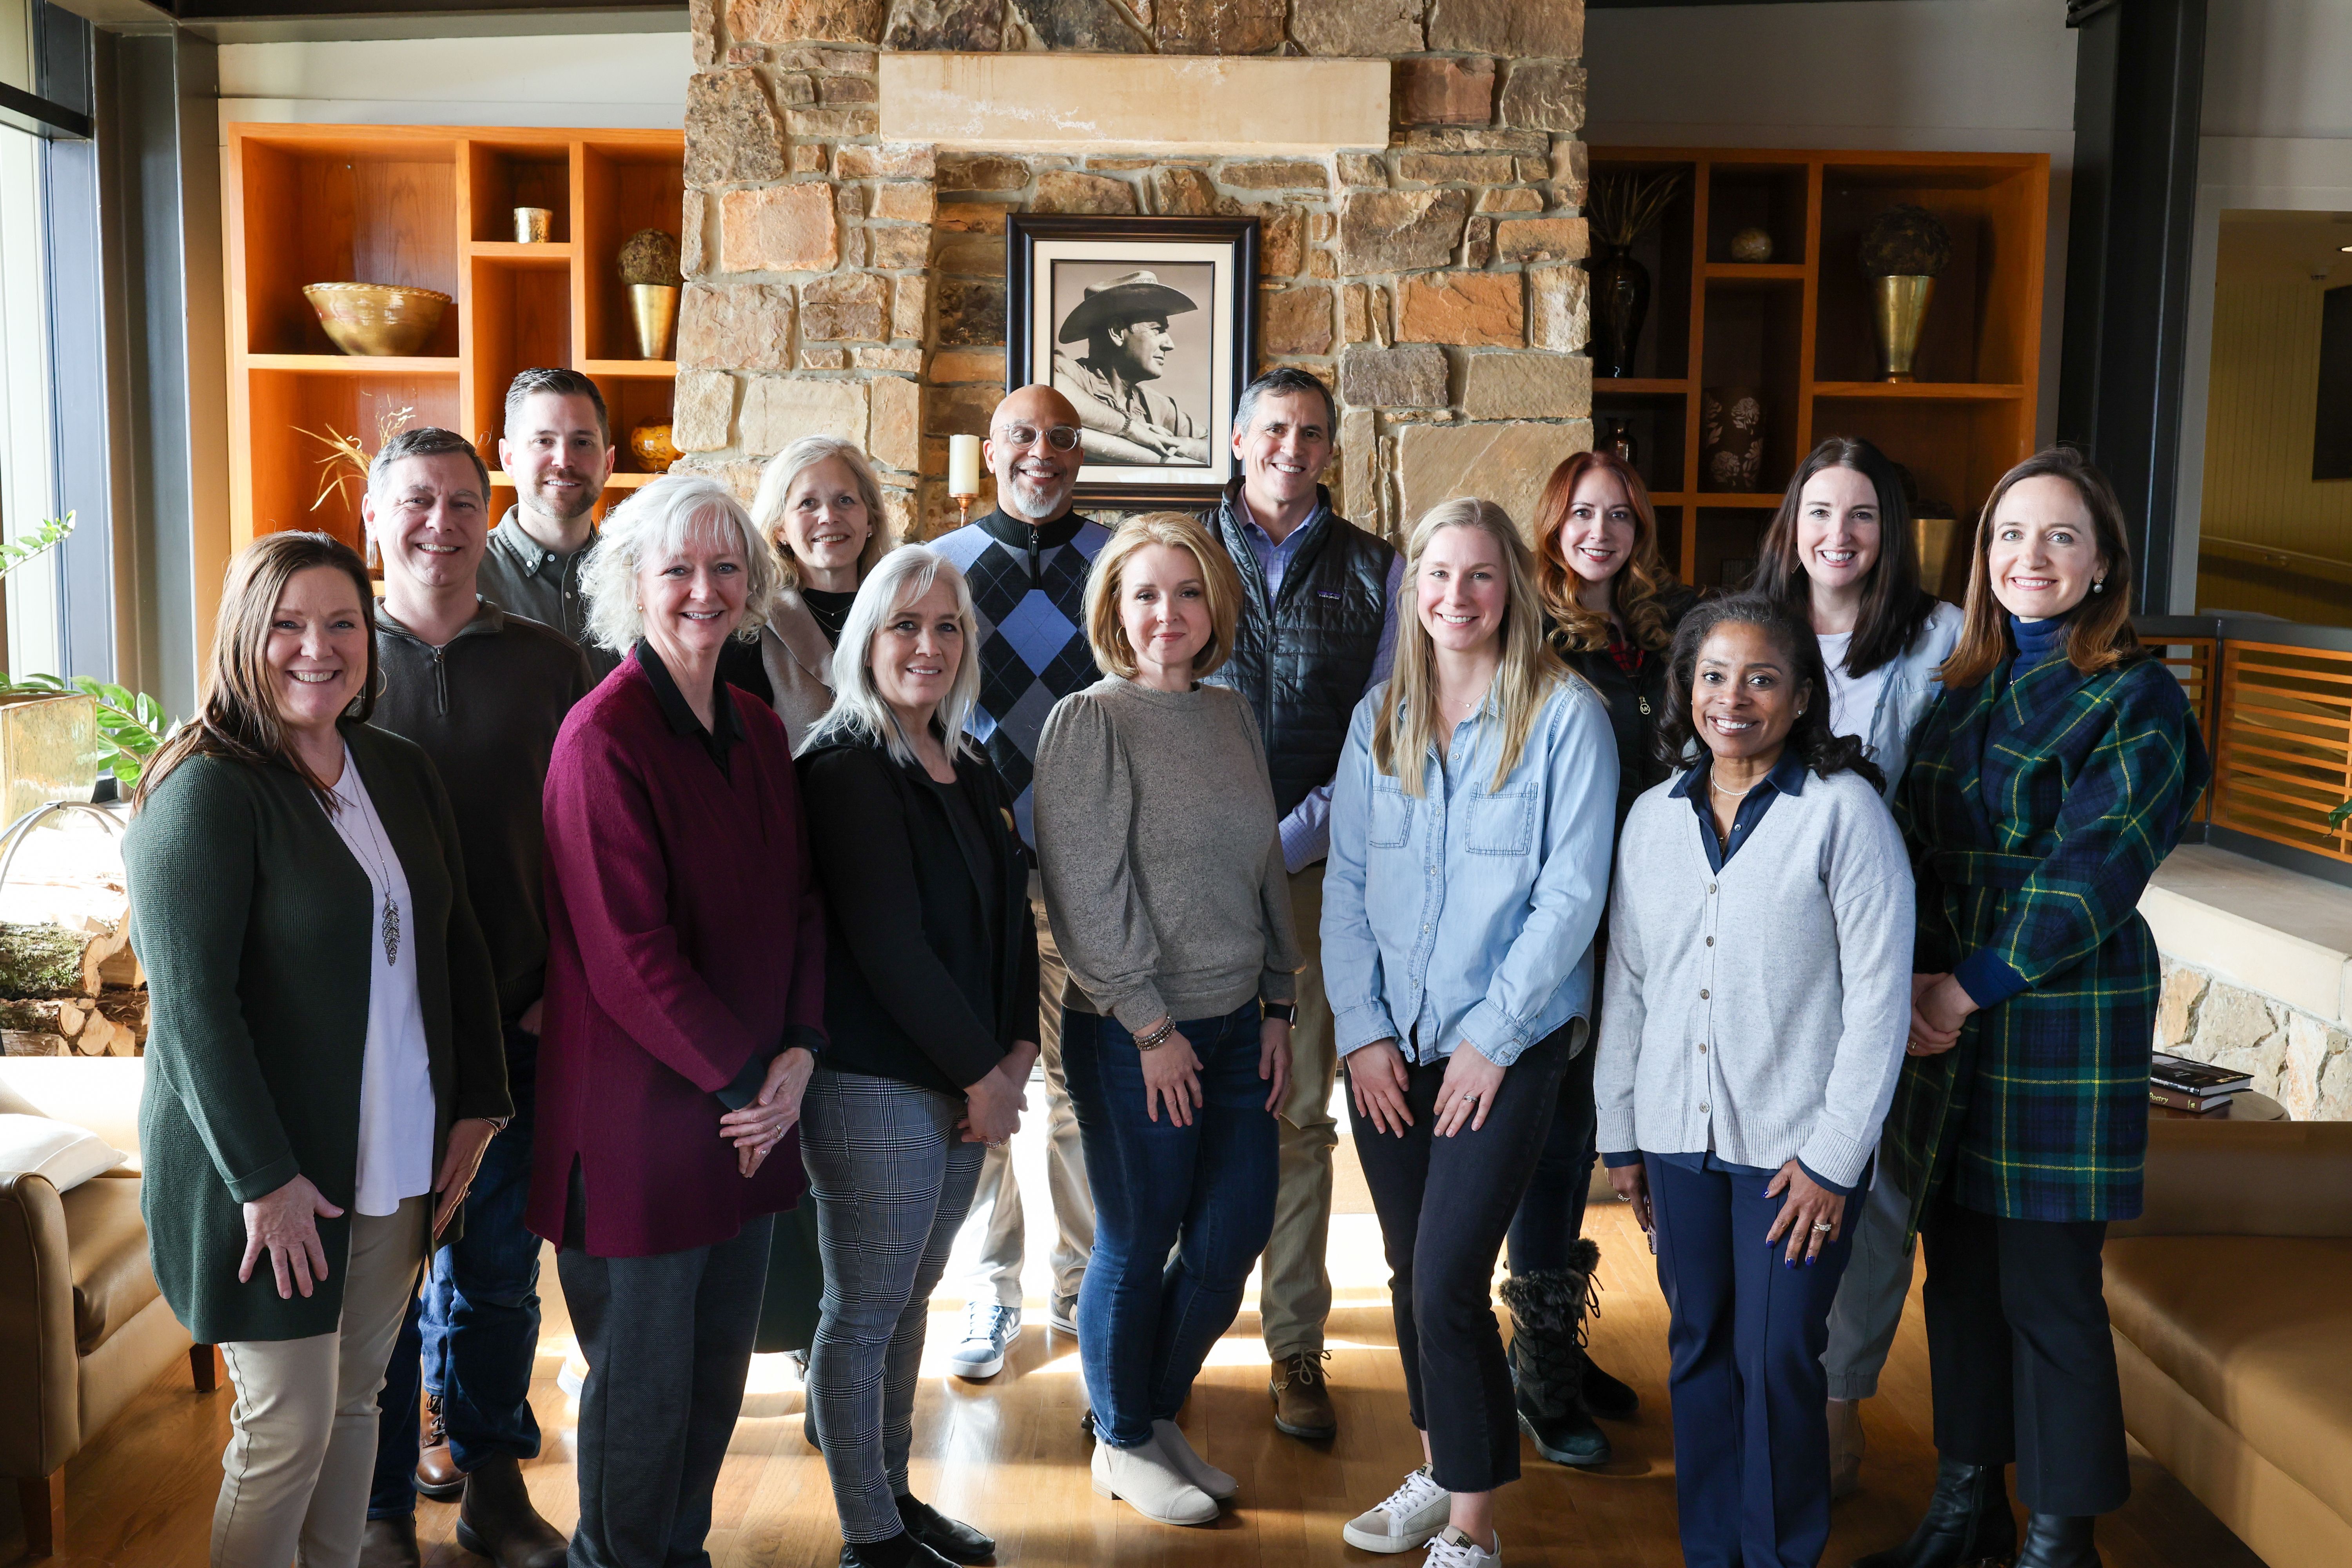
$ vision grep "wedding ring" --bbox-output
[1811,1220,1835,1232]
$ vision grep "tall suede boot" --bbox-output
[1499,1243,1610,1468]
[1851,1457,2017,1568]
[2013,1514,2098,1568]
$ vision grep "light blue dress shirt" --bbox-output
[1322,673,1619,1068]
[1233,501,1409,873]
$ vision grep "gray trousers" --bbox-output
[558,1178,773,1568]
[802,1067,986,1544]
[1821,1151,1918,1400]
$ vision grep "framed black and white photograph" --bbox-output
[1007,213,1259,507]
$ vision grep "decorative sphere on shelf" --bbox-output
[1729,227,1775,264]
[628,423,681,474]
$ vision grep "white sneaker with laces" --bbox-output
[947,1300,1020,1379]
[1342,1465,1452,1554]
[1422,1525,1502,1566]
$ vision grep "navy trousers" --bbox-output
[1648,1155,1854,1568]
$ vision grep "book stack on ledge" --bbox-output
[2150,1053,2253,1116]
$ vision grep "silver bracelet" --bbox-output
[1134,1016,1174,1051]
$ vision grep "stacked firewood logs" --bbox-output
[0,918,147,1056]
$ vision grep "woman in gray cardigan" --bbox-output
[127,531,507,1568]
[1595,593,1913,1568]
[1753,436,1964,1491]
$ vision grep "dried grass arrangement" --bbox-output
[1590,169,1687,250]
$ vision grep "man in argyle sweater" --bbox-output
[930,384,1109,1377]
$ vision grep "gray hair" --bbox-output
[368,426,490,503]
[1233,365,1337,437]
[804,545,981,768]
[749,436,896,590]
[581,473,779,653]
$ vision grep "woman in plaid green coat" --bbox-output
[1857,450,2208,1568]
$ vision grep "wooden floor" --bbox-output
[5,1148,2267,1568]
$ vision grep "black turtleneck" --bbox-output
[980,506,1087,582]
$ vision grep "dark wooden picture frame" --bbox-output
[1007,212,1260,508]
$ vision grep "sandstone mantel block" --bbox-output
[879,53,1390,153]
[1398,419,1590,541]
[1427,0,1584,60]
[720,184,842,273]
[1461,350,1590,420]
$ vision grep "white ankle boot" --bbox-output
[1151,1419,1237,1501]
[1091,1433,1219,1525]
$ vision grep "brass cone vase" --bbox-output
[628,283,680,359]
[1872,274,1935,383]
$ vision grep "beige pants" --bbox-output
[968,892,1095,1305]
[212,1196,427,1568]
[1261,860,1338,1358]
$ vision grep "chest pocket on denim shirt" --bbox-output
[1368,776,1414,848]
[1465,782,1535,856]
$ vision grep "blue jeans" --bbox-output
[370,1025,545,1517]
[1648,1154,1855,1568]
[1062,1001,1278,1449]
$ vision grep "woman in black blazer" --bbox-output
[795,544,1040,1568]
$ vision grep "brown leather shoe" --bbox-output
[360,1515,421,1568]
[454,1453,568,1568]
[1269,1350,1338,1440]
[414,1391,466,1501]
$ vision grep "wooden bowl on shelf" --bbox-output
[301,282,452,357]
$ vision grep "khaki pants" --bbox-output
[213,1196,427,1568]
[1261,860,1337,1359]
[967,891,1094,1305]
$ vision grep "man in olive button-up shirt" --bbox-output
[475,367,622,682]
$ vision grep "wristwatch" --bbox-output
[1262,1002,1298,1023]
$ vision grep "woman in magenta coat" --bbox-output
[528,472,827,1568]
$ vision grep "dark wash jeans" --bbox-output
[1348,1024,1573,1494]
[370,1024,544,1517]
[1505,1026,1600,1274]
[1061,1000,1278,1448]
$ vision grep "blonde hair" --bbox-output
[750,436,895,591]
[1372,497,1566,796]
[581,473,779,652]
[1082,512,1243,681]
[804,546,983,767]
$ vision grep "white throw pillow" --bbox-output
[0,1112,129,1192]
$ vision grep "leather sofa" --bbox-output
[2105,1118,2352,1568]
[0,1057,210,1558]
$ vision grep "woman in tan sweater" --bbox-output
[1034,511,1300,1531]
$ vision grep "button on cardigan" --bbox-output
[528,655,827,1259]
[1594,762,1916,1192]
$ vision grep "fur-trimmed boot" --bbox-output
[1499,1243,1611,1468]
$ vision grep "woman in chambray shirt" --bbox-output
[1321,497,1616,1568]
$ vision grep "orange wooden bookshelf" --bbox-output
[1588,147,2049,592]
[223,122,685,554]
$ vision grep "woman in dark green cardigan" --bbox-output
[126,530,508,1568]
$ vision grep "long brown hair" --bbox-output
[1532,450,1682,654]
[1372,497,1566,796]
[1751,436,1938,678]
[1940,446,2142,690]
[136,532,380,809]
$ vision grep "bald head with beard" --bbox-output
[984,385,1084,523]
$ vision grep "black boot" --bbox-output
[2014,1514,2097,1568]
[1852,1457,2017,1568]
[1499,1248,1610,1468]
[895,1495,995,1563]
[1580,1350,1639,1421]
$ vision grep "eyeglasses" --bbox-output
[995,423,1082,452]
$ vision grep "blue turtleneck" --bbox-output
[2007,611,2071,671]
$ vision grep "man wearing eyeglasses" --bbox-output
[929,384,1106,1383]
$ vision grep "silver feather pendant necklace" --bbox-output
[330,766,402,967]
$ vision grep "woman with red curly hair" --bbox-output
[1494,450,1695,1472]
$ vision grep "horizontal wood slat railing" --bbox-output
[2138,617,2352,871]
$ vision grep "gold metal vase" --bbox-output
[628,283,680,359]
[1872,274,1935,383]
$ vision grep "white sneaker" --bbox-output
[947,1301,1020,1379]
[1342,1465,1452,1554]
[1151,1419,1236,1501]
[1091,1434,1219,1525]
[1422,1525,1502,1566]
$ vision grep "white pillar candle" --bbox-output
[948,433,982,497]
